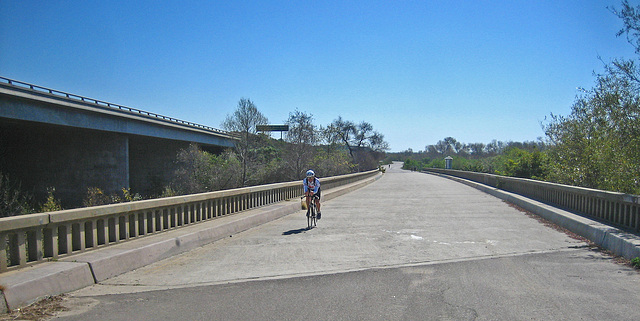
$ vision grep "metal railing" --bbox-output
[0,76,235,138]
[424,168,640,233]
[0,170,380,272]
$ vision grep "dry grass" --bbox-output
[0,295,68,321]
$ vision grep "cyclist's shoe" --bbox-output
[317,212,321,220]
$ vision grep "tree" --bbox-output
[485,140,506,156]
[467,143,486,157]
[367,131,390,152]
[424,144,438,157]
[496,148,548,180]
[325,117,389,169]
[221,98,268,186]
[429,137,462,156]
[283,110,318,179]
[544,67,640,193]
[543,0,640,194]
[325,116,356,158]
[611,1,640,63]
[310,147,353,178]
[172,144,242,194]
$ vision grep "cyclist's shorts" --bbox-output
[314,187,321,199]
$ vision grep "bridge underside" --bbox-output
[0,118,225,207]
[0,118,225,208]
[0,81,236,208]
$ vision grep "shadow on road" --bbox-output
[282,228,310,235]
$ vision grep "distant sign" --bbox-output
[256,125,289,132]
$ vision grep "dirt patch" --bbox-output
[0,295,68,321]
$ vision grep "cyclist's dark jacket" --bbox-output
[303,177,320,194]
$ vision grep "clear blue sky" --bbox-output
[1,1,636,152]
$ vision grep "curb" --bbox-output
[0,172,382,312]
[425,171,640,261]
[0,262,94,313]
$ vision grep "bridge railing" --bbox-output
[0,169,380,272]
[0,76,234,138]
[424,168,640,233]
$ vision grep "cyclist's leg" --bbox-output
[315,189,321,219]
[307,203,312,229]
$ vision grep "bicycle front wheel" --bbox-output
[311,205,317,227]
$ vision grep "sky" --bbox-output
[1,1,637,152]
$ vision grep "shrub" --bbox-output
[0,173,32,217]
[171,144,243,195]
[40,187,63,212]
[83,187,142,207]
[159,186,177,198]
[121,188,142,202]
[83,187,111,207]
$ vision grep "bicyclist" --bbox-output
[303,169,321,219]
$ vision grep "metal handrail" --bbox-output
[0,76,233,137]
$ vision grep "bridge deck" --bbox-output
[94,163,581,286]
[56,163,640,320]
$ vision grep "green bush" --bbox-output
[83,187,111,207]
[159,186,177,198]
[40,187,63,212]
[494,148,548,179]
[121,188,142,202]
[171,145,243,195]
[83,187,143,207]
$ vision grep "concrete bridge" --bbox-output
[0,77,237,206]
[2,163,639,320]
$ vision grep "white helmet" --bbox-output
[306,170,315,177]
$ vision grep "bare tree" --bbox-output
[325,116,389,170]
[221,98,268,186]
[283,110,318,179]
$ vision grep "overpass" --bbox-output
[0,164,639,318]
[0,77,237,206]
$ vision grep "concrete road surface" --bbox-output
[53,163,640,320]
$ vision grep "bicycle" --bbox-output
[303,194,319,229]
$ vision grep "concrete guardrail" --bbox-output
[423,168,640,234]
[0,170,380,273]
